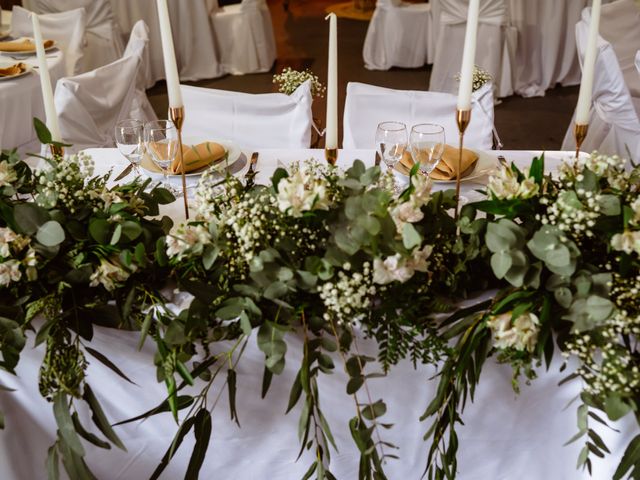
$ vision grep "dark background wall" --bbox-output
[0,0,21,9]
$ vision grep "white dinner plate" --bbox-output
[0,38,58,56]
[396,149,499,184]
[140,138,242,180]
[0,60,32,81]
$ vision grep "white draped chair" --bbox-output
[362,0,432,70]
[122,20,157,123]
[180,81,313,149]
[561,17,640,162]
[210,0,277,75]
[11,6,86,76]
[429,0,516,99]
[343,82,495,150]
[54,54,140,152]
[21,0,124,73]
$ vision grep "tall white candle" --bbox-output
[325,13,338,150]
[575,0,602,125]
[156,0,183,108]
[32,13,61,142]
[456,0,480,111]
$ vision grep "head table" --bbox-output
[0,147,634,480]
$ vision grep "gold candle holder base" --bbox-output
[454,109,471,222]
[325,147,337,166]
[50,144,64,158]
[574,123,588,159]
[169,106,189,220]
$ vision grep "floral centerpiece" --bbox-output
[273,67,326,98]
[455,64,493,92]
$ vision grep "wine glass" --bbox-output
[409,123,446,177]
[115,119,144,176]
[375,121,408,172]
[144,120,180,196]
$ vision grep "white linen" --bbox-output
[342,81,495,150]
[54,54,140,152]
[0,148,634,480]
[123,20,157,123]
[110,0,223,84]
[561,16,640,162]
[428,0,516,98]
[22,0,124,73]
[180,81,313,150]
[211,0,277,75]
[362,0,432,70]
[0,51,66,152]
[11,5,86,76]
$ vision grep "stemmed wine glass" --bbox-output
[375,121,408,173]
[409,123,446,177]
[144,120,181,196]
[115,119,144,177]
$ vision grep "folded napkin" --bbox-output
[170,141,226,174]
[0,38,54,52]
[0,62,26,77]
[398,145,478,180]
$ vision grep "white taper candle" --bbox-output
[32,13,61,142]
[575,0,602,125]
[456,0,480,111]
[156,0,183,108]
[325,13,338,150]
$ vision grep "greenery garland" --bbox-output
[0,122,639,480]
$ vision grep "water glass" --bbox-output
[144,120,180,194]
[375,121,408,170]
[115,119,144,174]
[409,123,446,176]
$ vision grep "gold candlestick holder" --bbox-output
[455,109,471,221]
[169,106,189,220]
[325,147,337,166]
[574,123,588,159]
[49,144,64,158]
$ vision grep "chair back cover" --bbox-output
[11,6,86,76]
[438,0,507,26]
[24,0,124,72]
[636,50,640,76]
[180,81,313,149]
[54,54,140,152]
[562,17,640,161]
[122,20,157,123]
[343,82,495,150]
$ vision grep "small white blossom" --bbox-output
[277,167,331,217]
[0,259,22,287]
[89,258,132,291]
[487,312,540,353]
[0,161,17,187]
[166,223,213,261]
[488,166,539,200]
[611,231,640,255]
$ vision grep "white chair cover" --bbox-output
[180,81,313,149]
[24,0,124,73]
[211,0,277,75]
[597,0,640,99]
[54,54,140,152]
[362,0,432,70]
[11,6,86,76]
[562,19,640,162]
[343,81,495,150]
[123,20,157,123]
[429,0,516,98]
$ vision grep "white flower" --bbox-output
[631,197,640,227]
[166,223,212,261]
[488,166,539,200]
[0,260,22,287]
[0,227,19,258]
[487,311,540,353]
[390,202,423,231]
[407,244,433,272]
[373,255,413,284]
[277,168,331,217]
[0,161,17,187]
[611,231,640,255]
[89,258,131,291]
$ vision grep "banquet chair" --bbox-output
[11,6,86,76]
[21,0,124,73]
[342,82,495,150]
[561,18,640,163]
[180,81,313,149]
[362,0,432,70]
[428,0,517,99]
[54,54,140,152]
[210,0,277,75]
[122,20,157,123]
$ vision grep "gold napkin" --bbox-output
[0,39,54,52]
[397,145,478,180]
[0,62,26,77]
[170,141,226,174]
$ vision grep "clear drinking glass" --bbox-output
[375,121,408,171]
[144,120,180,195]
[115,119,144,176]
[409,123,446,177]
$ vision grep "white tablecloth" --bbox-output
[109,0,223,84]
[0,148,635,480]
[0,13,66,153]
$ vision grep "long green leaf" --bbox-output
[83,385,126,451]
[53,394,85,457]
[185,409,212,480]
[613,434,640,480]
[71,412,111,449]
[85,347,136,385]
[114,395,194,426]
[149,416,196,480]
[46,444,60,480]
